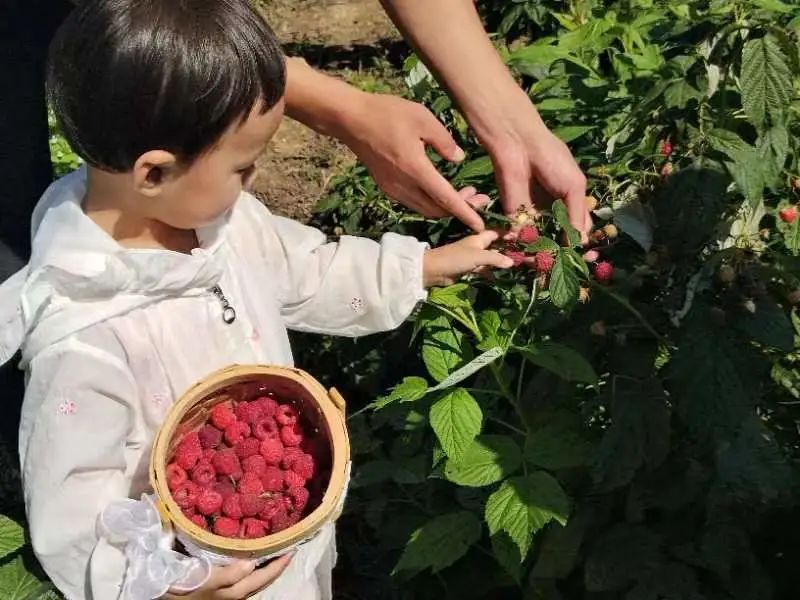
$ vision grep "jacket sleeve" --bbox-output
[238,194,428,337]
[19,336,138,600]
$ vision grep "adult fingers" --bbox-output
[563,184,590,244]
[222,554,293,600]
[492,150,533,216]
[203,561,256,591]
[416,159,485,231]
[419,106,465,163]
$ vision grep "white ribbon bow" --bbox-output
[98,494,212,599]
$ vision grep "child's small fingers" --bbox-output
[211,560,256,589]
[457,186,478,199]
[468,230,500,249]
[478,250,515,270]
[223,553,292,599]
[466,193,492,210]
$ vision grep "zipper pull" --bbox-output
[210,285,236,324]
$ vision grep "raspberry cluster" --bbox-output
[167,395,326,539]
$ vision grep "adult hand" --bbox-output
[163,555,291,600]
[340,93,489,231]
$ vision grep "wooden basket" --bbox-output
[150,364,350,560]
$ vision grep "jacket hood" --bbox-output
[0,167,229,367]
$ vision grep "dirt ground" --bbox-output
[252,0,405,222]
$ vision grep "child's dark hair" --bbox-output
[47,0,286,172]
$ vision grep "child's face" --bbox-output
[153,98,284,230]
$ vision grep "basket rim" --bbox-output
[150,364,349,555]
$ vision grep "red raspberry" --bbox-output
[262,466,284,492]
[212,449,242,478]
[191,461,216,487]
[253,417,280,441]
[258,497,286,522]
[284,470,306,489]
[202,448,217,462]
[189,514,208,530]
[242,454,267,477]
[275,404,299,427]
[222,493,243,519]
[253,396,279,418]
[518,225,539,244]
[236,401,263,425]
[270,510,292,533]
[534,252,555,274]
[196,488,223,516]
[181,507,196,519]
[214,479,236,499]
[779,206,798,224]
[241,518,268,539]
[280,424,304,447]
[224,422,251,446]
[198,425,223,449]
[291,453,315,481]
[503,250,525,267]
[213,516,240,538]
[660,139,673,157]
[175,441,202,471]
[594,261,614,284]
[286,512,302,527]
[235,438,261,460]
[280,447,304,470]
[260,439,284,466]
[173,481,200,510]
[240,494,266,518]
[210,404,237,430]
[166,463,188,491]
[179,431,201,450]
[285,487,310,513]
[238,472,265,496]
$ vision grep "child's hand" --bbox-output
[164,554,292,600]
[423,230,514,287]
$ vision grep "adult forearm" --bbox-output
[379,0,544,139]
[283,57,366,142]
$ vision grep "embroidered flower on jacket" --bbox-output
[350,297,364,313]
[151,392,169,406]
[57,400,78,416]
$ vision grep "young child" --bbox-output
[0,0,513,599]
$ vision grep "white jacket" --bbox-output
[0,168,427,600]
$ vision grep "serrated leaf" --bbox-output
[525,237,560,254]
[552,125,595,143]
[591,378,670,491]
[532,511,588,579]
[456,156,494,183]
[429,347,504,392]
[485,473,570,560]
[374,376,429,409]
[707,128,752,160]
[445,435,522,487]
[491,533,523,582]
[525,413,591,470]
[549,250,580,309]
[422,316,469,382]
[552,200,580,247]
[517,342,597,384]
[741,35,793,127]
[756,123,789,185]
[0,557,49,600]
[0,516,25,561]
[664,79,702,109]
[734,298,794,351]
[478,310,512,350]
[393,511,482,575]
[428,283,471,311]
[430,388,482,462]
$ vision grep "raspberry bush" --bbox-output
[305,1,800,598]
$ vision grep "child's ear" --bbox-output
[132,150,179,197]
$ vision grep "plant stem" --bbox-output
[488,415,527,436]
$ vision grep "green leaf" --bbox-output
[525,413,591,470]
[478,310,512,350]
[445,435,522,487]
[707,128,752,159]
[430,388,482,463]
[549,250,580,309]
[740,35,793,128]
[393,511,482,575]
[456,156,494,182]
[0,557,49,600]
[734,298,794,351]
[591,378,670,491]
[552,200,580,247]
[532,511,589,579]
[552,125,595,143]
[422,316,469,382]
[525,237,560,254]
[374,376,429,409]
[517,342,597,384]
[485,472,571,560]
[429,347,504,392]
[0,516,25,561]
[428,283,471,311]
[536,98,576,111]
[663,79,702,109]
[491,533,522,582]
